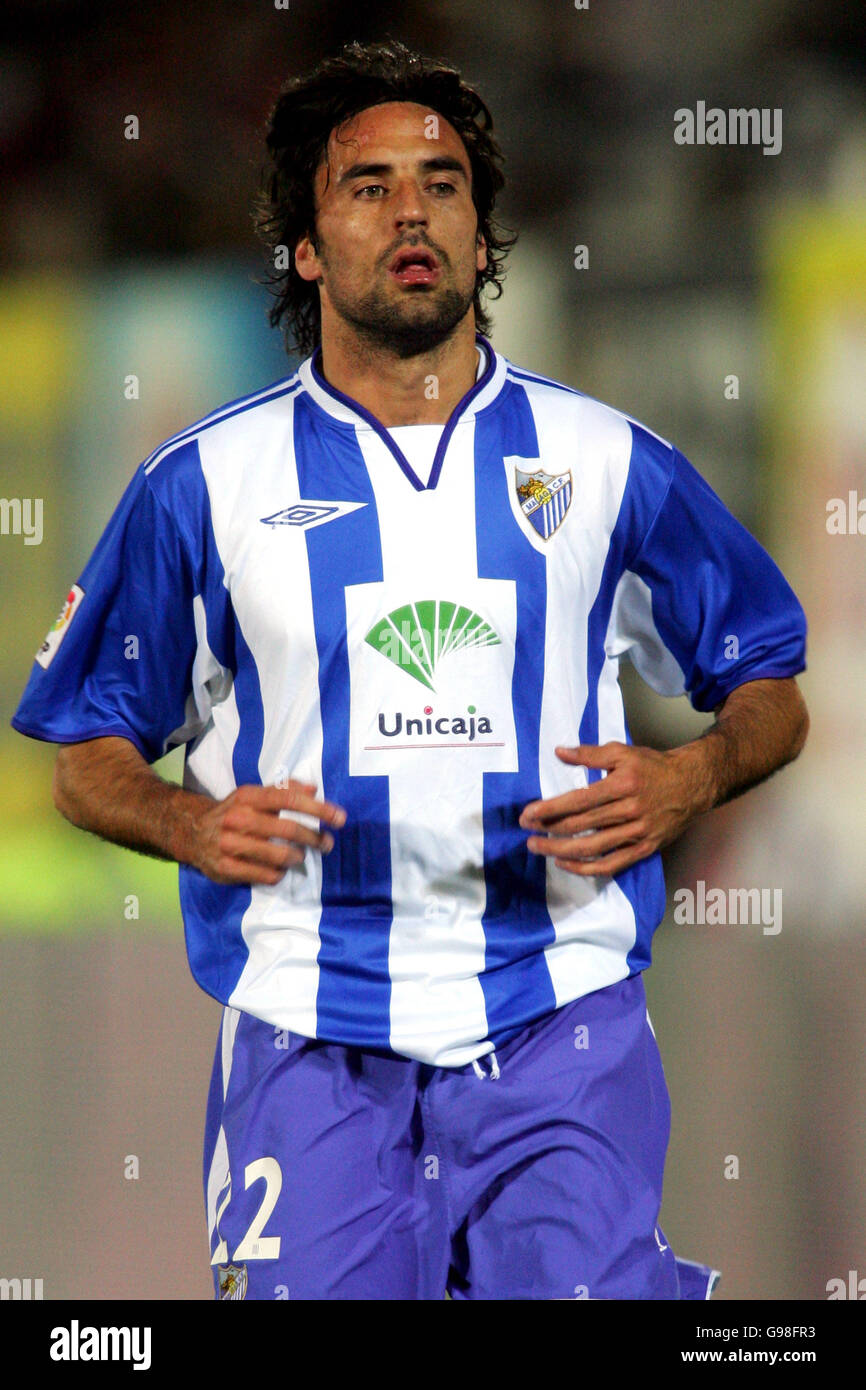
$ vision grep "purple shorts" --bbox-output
[203,973,719,1300]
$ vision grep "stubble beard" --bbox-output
[322,260,476,360]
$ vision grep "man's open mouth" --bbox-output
[388,248,441,285]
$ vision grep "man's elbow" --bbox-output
[52,746,81,824]
[771,678,809,767]
[52,751,70,817]
[788,683,810,761]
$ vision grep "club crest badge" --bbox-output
[515,467,572,540]
[217,1263,248,1300]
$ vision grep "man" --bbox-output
[12,40,808,1300]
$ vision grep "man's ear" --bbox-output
[476,231,488,274]
[294,234,322,283]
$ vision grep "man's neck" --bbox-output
[316,317,482,427]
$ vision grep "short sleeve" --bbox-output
[608,447,807,712]
[12,465,200,762]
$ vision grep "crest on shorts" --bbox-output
[217,1263,248,1300]
[515,467,572,540]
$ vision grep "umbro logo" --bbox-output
[260,500,366,531]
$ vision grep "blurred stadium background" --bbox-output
[1,0,864,1300]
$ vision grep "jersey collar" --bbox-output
[297,333,507,493]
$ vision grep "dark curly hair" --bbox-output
[255,39,516,357]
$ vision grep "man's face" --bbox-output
[295,101,488,357]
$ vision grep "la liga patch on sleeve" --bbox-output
[36,584,85,668]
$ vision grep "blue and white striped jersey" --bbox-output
[13,335,807,1066]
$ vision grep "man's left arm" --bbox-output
[520,676,809,878]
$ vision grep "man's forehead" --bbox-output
[318,101,468,182]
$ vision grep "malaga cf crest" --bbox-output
[515,467,572,540]
[217,1263,248,1300]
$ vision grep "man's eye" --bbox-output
[430,182,456,194]
[356,184,386,197]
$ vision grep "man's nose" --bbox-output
[393,180,427,228]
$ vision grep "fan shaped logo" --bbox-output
[365,600,501,691]
[515,467,572,540]
[218,1263,248,1300]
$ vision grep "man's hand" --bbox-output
[53,736,346,887]
[187,782,346,886]
[520,677,809,877]
[520,743,697,877]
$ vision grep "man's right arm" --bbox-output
[53,736,346,886]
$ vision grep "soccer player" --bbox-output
[12,40,808,1300]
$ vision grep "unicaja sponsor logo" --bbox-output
[366,599,501,691]
[49,1320,152,1371]
[0,1276,43,1300]
[368,703,500,750]
[674,101,782,156]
